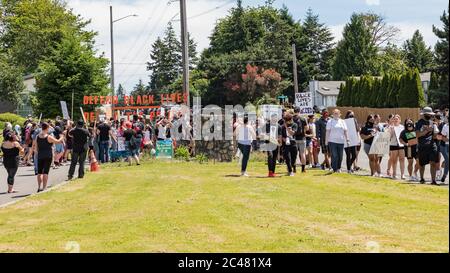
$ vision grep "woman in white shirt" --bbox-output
[234,116,256,177]
[326,109,350,173]
[440,122,449,182]
[388,114,406,180]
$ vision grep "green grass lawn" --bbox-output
[0,160,448,253]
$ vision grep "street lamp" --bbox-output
[110,6,138,119]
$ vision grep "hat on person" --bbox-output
[77,120,84,127]
[421,107,435,116]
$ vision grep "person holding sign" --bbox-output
[388,114,405,180]
[326,109,350,173]
[360,115,381,177]
[235,115,256,177]
[344,111,360,174]
[416,107,440,185]
[399,119,420,181]
[261,114,282,178]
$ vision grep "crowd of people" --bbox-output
[1,105,449,193]
[235,106,449,186]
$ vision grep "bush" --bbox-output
[174,145,190,161]
[0,113,26,130]
[195,153,209,164]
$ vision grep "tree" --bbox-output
[377,43,408,75]
[403,30,434,72]
[0,53,25,106]
[297,8,335,82]
[398,69,426,108]
[429,5,449,108]
[0,0,94,74]
[360,12,400,48]
[34,31,109,119]
[130,79,150,97]
[332,13,378,80]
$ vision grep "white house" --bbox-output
[0,74,36,116]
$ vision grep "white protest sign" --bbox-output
[344,118,360,148]
[295,92,314,115]
[393,125,405,147]
[117,137,126,152]
[369,131,391,155]
[260,105,282,120]
[60,101,70,120]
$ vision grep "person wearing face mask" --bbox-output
[388,114,406,180]
[360,115,381,177]
[282,112,299,176]
[416,107,440,185]
[316,109,331,170]
[399,119,420,181]
[326,109,350,173]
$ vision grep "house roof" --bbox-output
[315,81,344,96]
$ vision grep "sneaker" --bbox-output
[401,175,406,180]
[241,172,249,177]
[409,176,416,182]
[420,179,426,184]
[320,164,325,170]
[431,181,438,186]
[289,172,295,177]
[441,176,447,183]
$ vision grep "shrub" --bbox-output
[0,113,26,130]
[174,145,190,161]
[195,153,209,164]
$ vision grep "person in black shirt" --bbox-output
[399,119,420,181]
[293,107,308,173]
[282,113,299,176]
[360,114,381,177]
[123,122,140,166]
[68,120,91,180]
[416,107,440,185]
[261,114,282,177]
[97,120,112,163]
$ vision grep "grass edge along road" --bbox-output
[0,161,448,253]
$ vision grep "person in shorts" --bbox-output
[399,118,420,181]
[416,107,440,185]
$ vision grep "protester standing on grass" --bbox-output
[416,107,440,185]
[388,114,406,180]
[344,111,360,174]
[360,115,381,176]
[293,107,308,173]
[235,116,255,177]
[1,132,24,193]
[326,109,350,173]
[434,113,444,181]
[305,114,317,168]
[97,119,112,163]
[63,121,73,163]
[35,122,65,192]
[123,122,141,166]
[316,109,330,170]
[399,118,420,181]
[282,112,299,176]
[263,114,282,178]
[440,121,449,183]
[68,120,91,180]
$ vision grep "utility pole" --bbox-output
[180,0,190,107]
[110,5,116,118]
[292,44,299,94]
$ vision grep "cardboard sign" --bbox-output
[260,105,282,121]
[156,140,173,159]
[369,131,391,155]
[60,101,70,120]
[117,137,126,152]
[393,125,405,147]
[344,118,360,148]
[294,92,314,115]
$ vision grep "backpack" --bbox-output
[294,117,305,137]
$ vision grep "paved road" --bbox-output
[0,164,72,207]
[0,152,447,207]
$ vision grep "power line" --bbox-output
[172,0,235,22]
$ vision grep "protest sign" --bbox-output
[260,105,282,121]
[60,101,70,120]
[294,92,314,115]
[117,137,126,152]
[393,126,405,147]
[344,118,360,148]
[369,131,391,155]
[156,140,173,159]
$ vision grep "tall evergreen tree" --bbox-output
[403,30,434,72]
[130,79,150,97]
[332,13,378,80]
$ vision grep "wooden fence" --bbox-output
[327,107,421,124]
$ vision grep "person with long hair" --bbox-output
[316,109,331,170]
[388,114,406,180]
[282,112,299,176]
[1,132,24,193]
[399,118,420,181]
[360,114,381,177]
[34,122,65,192]
[235,115,256,177]
[385,114,395,176]
[344,110,360,174]
[326,109,350,173]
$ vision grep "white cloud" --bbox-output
[67,0,235,91]
[365,0,380,6]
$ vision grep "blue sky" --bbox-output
[67,0,448,91]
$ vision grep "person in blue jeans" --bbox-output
[235,116,256,177]
[96,120,112,163]
[326,109,350,173]
[440,123,449,183]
